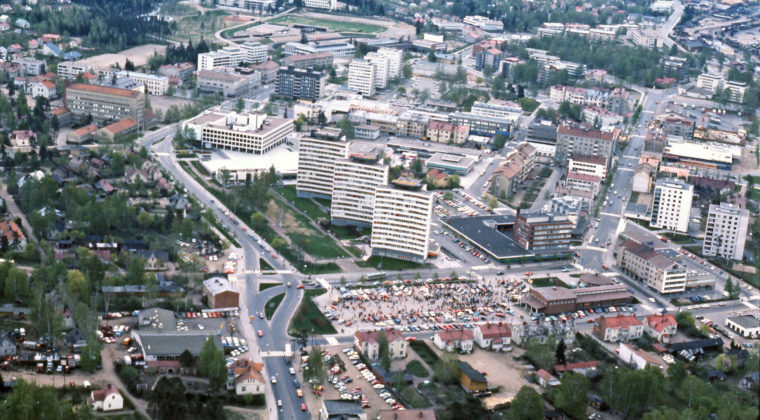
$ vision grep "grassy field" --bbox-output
[355,256,426,270]
[518,97,540,113]
[220,21,260,39]
[406,360,429,377]
[265,195,347,259]
[171,10,237,43]
[259,282,279,291]
[269,15,385,34]
[265,293,285,320]
[409,341,439,368]
[190,160,209,176]
[275,185,329,220]
[259,258,274,271]
[400,385,432,408]
[289,288,337,334]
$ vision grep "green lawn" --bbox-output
[220,21,260,39]
[327,76,348,84]
[259,258,274,271]
[330,225,370,240]
[275,185,329,221]
[400,385,432,408]
[406,360,429,377]
[268,195,347,259]
[517,97,540,113]
[265,293,285,320]
[190,160,210,175]
[409,341,439,368]
[259,282,279,291]
[662,232,694,244]
[269,15,385,34]
[355,256,426,270]
[529,277,569,288]
[289,288,337,334]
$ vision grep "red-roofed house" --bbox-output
[31,79,57,99]
[474,322,512,351]
[10,130,35,148]
[594,315,644,342]
[426,168,450,188]
[87,384,123,412]
[67,124,99,144]
[433,329,474,353]
[0,220,27,250]
[97,117,139,142]
[536,369,560,388]
[228,359,265,395]
[426,120,456,143]
[354,329,407,360]
[645,314,677,343]
[553,360,600,376]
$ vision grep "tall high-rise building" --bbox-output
[371,178,433,263]
[512,212,573,251]
[275,66,325,101]
[365,52,389,89]
[377,47,403,79]
[703,203,749,260]
[331,143,389,228]
[296,128,349,199]
[650,178,693,233]
[348,59,376,96]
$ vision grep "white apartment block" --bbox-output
[631,29,662,48]
[57,60,91,80]
[463,15,504,31]
[371,179,433,263]
[470,101,523,124]
[696,73,724,94]
[617,240,687,294]
[183,110,293,154]
[724,81,748,103]
[331,157,389,228]
[650,178,693,233]
[296,129,349,199]
[703,202,749,260]
[568,155,608,180]
[348,59,376,96]
[304,0,337,10]
[377,47,403,79]
[365,52,389,89]
[114,71,168,95]
[198,43,267,70]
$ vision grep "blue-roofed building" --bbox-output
[43,42,63,57]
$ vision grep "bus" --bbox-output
[366,272,386,281]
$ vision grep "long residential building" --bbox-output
[57,60,91,80]
[64,83,145,130]
[282,52,334,69]
[371,178,433,263]
[197,43,268,70]
[331,143,389,228]
[617,239,687,294]
[275,66,324,101]
[555,123,619,166]
[296,128,350,199]
[650,178,693,233]
[703,202,749,260]
[196,70,259,97]
[183,110,293,154]
[114,71,169,95]
[303,0,337,9]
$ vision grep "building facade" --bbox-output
[703,202,749,260]
[512,212,573,251]
[555,123,619,166]
[371,178,433,263]
[296,128,349,199]
[650,178,693,233]
[275,66,324,101]
[348,59,376,96]
[331,145,389,228]
[184,110,293,154]
[617,239,687,294]
[64,83,145,130]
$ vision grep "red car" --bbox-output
[258,330,263,337]
[301,403,307,411]
[296,284,305,289]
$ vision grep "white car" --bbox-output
[271,376,277,384]
[290,367,296,375]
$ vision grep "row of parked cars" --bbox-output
[342,348,401,410]
[182,310,238,319]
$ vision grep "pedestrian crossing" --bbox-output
[261,351,288,358]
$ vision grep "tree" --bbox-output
[235,97,245,113]
[179,349,194,367]
[675,311,696,331]
[66,269,89,302]
[305,345,326,385]
[667,360,688,388]
[488,196,499,209]
[149,376,188,420]
[675,375,703,408]
[525,336,556,370]
[433,352,459,384]
[510,386,544,420]
[80,336,102,372]
[443,191,454,200]
[725,278,739,299]
[555,339,566,365]
[554,372,590,419]
[317,110,327,125]
[137,211,153,229]
[377,331,391,370]
[493,133,507,149]
[198,337,226,388]
[337,117,355,139]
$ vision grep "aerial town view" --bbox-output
[0,0,758,419]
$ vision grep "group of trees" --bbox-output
[149,376,226,420]
[198,338,227,389]
[148,39,214,71]
[0,378,97,420]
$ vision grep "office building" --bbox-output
[617,239,686,294]
[371,178,433,263]
[64,83,145,130]
[282,52,334,69]
[183,109,293,154]
[348,59,376,96]
[463,16,504,31]
[662,56,689,83]
[568,154,608,180]
[365,52,389,89]
[57,60,92,80]
[555,123,619,167]
[218,0,275,12]
[304,0,337,9]
[650,178,693,233]
[196,70,259,97]
[296,128,350,199]
[524,284,633,315]
[275,66,324,101]
[513,212,573,251]
[449,111,514,137]
[470,101,523,122]
[114,71,169,95]
[697,73,724,94]
[703,203,749,260]
[631,29,662,48]
[724,81,748,103]
[331,143,389,228]
[377,47,403,79]
[283,41,355,57]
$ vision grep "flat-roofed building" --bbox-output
[275,66,324,101]
[513,212,572,252]
[348,59,376,96]
[703,202,749,260]
[197,70,259,97]
[568,154,608,180]
[371,178,433,263]
[114,71,168,95]
[304,0,337,10]
[64,83,145,130]
[616,239,686,294]
[331,143,388,228]
[377,47,403,79]
[425,152,475,175]
[184,109,293,154]
[365,52,389,89]
[57,60,92,80]
[556,123,619,167]
[282,51,334,69]
[725,315,760,339]
[202,277,239,308]
[650,178,693,233]
[523,284,633,315]
[296,128,349,199]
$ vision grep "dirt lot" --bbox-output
[79,44,168,70]
[147,94,197,115]
[457,347,538,408]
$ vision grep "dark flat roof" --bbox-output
[442,215,532,259]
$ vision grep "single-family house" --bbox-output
[740,371,759,391]
[125,167,150,184]
[10,130,36,148]
[354,329,407,360]
[593,315,644,342]
[88,384,124,412]
[31,79,57,99]
[473,322,512,351]
[137,250,169,271]
[0,331,16,357]
[644,314,677,343]
[433,329,474,353]
[0,220,27,250]
[618,343,666,370]
[536,369,560,388]
[458,361,487,392]
[228,359,265,395]
[553,360,599,376]
[426,168,450,188]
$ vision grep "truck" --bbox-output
[285,344,293,361]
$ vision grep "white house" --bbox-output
[433,329,474,353]
[644,314,677,343]
[235,365,265,395]
[31,80,57,100]
[473,323,512,351]
[88,384,124,412]
[536,369,560,388]
[354,329,407,360]
[618,343,666,370]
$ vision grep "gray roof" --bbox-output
[727,315,760,330]
[322,400,364,418]
[458,361,487,383]
[137,332,222,357]
[203,277,238,296]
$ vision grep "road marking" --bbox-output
[743,301,759,310]
[630,134,645,138]
[599,212,621,217]
[617,168,634,172]
[470,265,490,270]
[261,351,287,358]
[585,246,607,252]
[325,336,339,345]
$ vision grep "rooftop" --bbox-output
[203,276,239,296]
[598,314,643,329]
[442,215,534,260]
[102,117,138,134]
[727,315,760,330]
[458,361,487,383]
[67,83,141,98]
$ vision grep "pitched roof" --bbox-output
[68,83,141,98]
[0,220,25,241]
[558,123,620,141]
[536,369,557,382]
[570,153,607,166]
[436,329,474,343]
[619,239,677,270]
[598,314,642,330]
[90,384,120,402]
[567,170,601,183]
[646,314,677,332]
[378,409,437,420]
[355,328,404,345]
[553,360,599,373]
[458,361,487,383]
[476,322,511,339]
[103,117,138,134]
[74,124,99,136]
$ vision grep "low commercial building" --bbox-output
[449,111,515,137]
[425,153,475,175]
[463,15,504,31]
[523,284,633,315]
[202,277,239,309]
[725,315,760,339]
[284,40,355,57]
[319,400,366,420]
[196,70,259,97]
[115,71,168,95]
[594,315,644,342]
[184,109,293,154]
[616,239,687,294]
[354,329,407,360]
[459,361,487,392]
